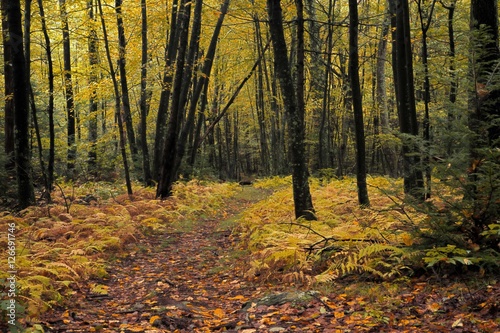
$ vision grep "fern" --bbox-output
[317,242,414,281]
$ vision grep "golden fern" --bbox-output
[316,242,413,281]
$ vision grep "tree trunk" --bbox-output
[318,0,334,170]
[253,17,270,174]
[59,0,76,177]
[37,0,55,195]
[156,0,192,198]
[157,0,231,197]
[97,0,132,194]
[441,1,457,156]
[1,0,14,169]
[348,0,370,206]
[87,0,98,176]
[140,0,153,186]
[6,0,35,208]
[468,0,500,244]
[116,0,140,175]
[391,0,424,199]
[153,0,179,179]
[417,0,437,199]
[267,0,315,220]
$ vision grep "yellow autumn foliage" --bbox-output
[237,176,427,283]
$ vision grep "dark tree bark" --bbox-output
[59,0,76,176]
[375,1,397,177]
[391,0,424,199]
[6,0,35,208]
[97,0,132,194]
[253,16,270,174]
[140,0,153,186]
[116,0,140,175]
[470,0,500,146]
[153,0,179,179]
[441,0,457,156]
[468,0,500,244]
[37,0,55,197]
[1,0,14,168]
[318,0,335,170]
[87,0,98,175]
[267,0,316,220]
[156,0,192,198]
[417,0,437,199]
[157,0,230,198]
[348,0,370,206]
[173,0,230,176]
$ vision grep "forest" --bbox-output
[1,0,499,331]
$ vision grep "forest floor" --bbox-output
[33,185,499,333]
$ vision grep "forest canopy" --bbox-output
[1,0,500,250]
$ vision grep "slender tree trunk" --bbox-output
[441,1,457,156]
[318,0,334,170]
[140,0,153,186]
[349,0,370,206]
[375,1,397,177]
[37,0,55,195]
[153,0,179,179]
[59,0,76,177]
[392,0,424,198]
[417,0,437,199]
[97,0,132,194]
[87,0,98,175]
[195,42,269,151]
[156,0,192,198]
[253,17,270,174]
[157,0,230,197]
[116,0,140,175]
[6,0,35,208]
[267,0,315,220]
[2,0,14,169]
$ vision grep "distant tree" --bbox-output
[267,0,315,220]
[6,0,35,208]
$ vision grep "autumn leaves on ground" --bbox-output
[1,177,498,332]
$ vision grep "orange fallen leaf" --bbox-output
[334,311,345,319]
[213,308,225,318]
[228,295,247,301]
[428,302,440,312]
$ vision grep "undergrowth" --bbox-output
[236,176,499,285]
[0,179,238,324]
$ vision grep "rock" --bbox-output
[241,291,319,311]
[58,213,73,222]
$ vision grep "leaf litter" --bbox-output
[14,182,499,332]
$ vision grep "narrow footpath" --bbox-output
[39,186,303,332]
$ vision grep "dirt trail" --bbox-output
[40,186,283,332]
[37,185,500,333]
